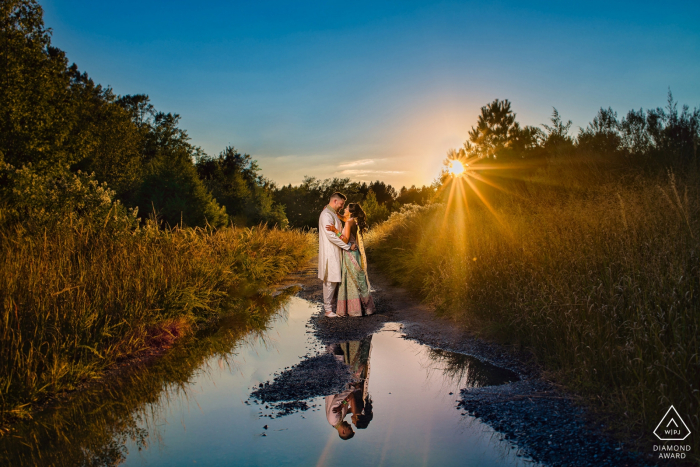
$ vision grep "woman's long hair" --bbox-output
[347,203,367,234]
[347,203,370,287]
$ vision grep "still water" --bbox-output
[1,294,537,467]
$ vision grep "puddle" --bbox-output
[0,296,535,467]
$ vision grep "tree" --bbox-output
[362,190,389,226]
[0,0,75,170]
[541,108,574,156]
[464,99,542,160]
[618,108,651,157]
[196,147,287,227]
[577,107,621,156]
[396,185,435,205]
[69,82,145,199]
[367,181,397,206]
[136,156,227,228]
[274,177,366,229]
[128,109,228,227]
[645,91,700,165]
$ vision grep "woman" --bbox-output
[326,336,374,437]
[325,203,375,317]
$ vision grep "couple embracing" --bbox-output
[318,192,376,318]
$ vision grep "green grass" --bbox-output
[0,222,314,424]
[367,161,699,459]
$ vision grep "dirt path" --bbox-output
[278,258,656,467]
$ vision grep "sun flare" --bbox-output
[448,160,465,176]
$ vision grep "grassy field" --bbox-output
[366,160,699,457]
[0,222,314,425]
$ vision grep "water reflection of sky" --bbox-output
[1,296,535,467]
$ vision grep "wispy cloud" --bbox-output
[338,169,405,175]
[338,159,376,168]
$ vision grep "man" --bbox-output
[325,387,358,440]
[318,192,354,317]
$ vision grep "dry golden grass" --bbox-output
[367,164,699,457]
[0,223,314,422]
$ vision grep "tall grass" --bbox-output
[0,222,314,423]
[367,163,699,457]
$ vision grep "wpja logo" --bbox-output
[652,405,691,460]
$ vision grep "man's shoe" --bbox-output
[324,311,338,318]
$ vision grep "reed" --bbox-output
[367,164,699,458]
[0,222,314,424]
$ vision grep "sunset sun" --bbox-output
[448,159,465,176]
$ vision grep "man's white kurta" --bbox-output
[318,207,350,282]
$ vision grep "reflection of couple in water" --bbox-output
[325,336,373,440]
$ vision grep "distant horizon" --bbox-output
[42,0,700,188]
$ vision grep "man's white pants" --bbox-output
[322,281,339,313]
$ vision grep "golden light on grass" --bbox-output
[367,166,700,458]
[438,153,514,237]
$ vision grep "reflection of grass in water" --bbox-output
[0,289,298,467]
[423,348,516,389]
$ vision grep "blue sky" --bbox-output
[42,1,700,188]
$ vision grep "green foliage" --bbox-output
[366,180,397,206]
[577,107,622,156]
[135,155,228,228]
[362,190,389,226]
[644,91,700,164]
[541,107,575,156]
[275,177,363,228]
[0,0,75,170]
[122,106,228,228]
[69,84,145,199]
[196,147,287,227]
[463,98,543,160]
[445,94,699,175]
[0,160,138,232]
[396,185,435,205]
[275,177,399,229]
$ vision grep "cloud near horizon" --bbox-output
[338,169,405,175]
[338,159,378,168]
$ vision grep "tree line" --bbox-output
[446,96,698,170]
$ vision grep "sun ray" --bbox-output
[463,175,511,236]
[466,171,518,196]
[458,177,470,220]
[442,177,459,228]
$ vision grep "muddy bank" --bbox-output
[249,353,353,418]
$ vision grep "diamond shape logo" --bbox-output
[654,406,691,441]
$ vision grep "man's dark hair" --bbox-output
[330,192,347,202]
